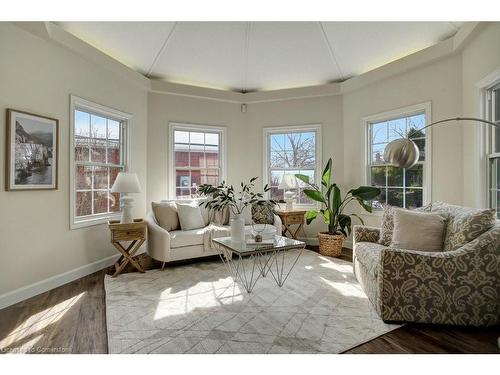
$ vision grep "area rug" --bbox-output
[105,249,400,353]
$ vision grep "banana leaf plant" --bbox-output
[295,158,380,236]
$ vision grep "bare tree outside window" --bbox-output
[268,129,318,205]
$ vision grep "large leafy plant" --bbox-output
[295,158,380,236]
[197,177,276,215]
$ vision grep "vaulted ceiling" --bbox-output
[56,22,462,92]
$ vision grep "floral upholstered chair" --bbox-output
[352,202,500,327]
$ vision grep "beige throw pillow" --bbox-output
[152,201,179,231]
[391,209,446,252]
[176,202,206,231]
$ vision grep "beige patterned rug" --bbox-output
[105,249,400,353]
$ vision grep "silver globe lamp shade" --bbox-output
[384,117,500,169]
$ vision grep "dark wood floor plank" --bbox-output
[0,248,498,354]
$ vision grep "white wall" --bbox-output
[343,55,463,226]
[147,92,343,240]
[461,23,500,207]
[0,23,148,296]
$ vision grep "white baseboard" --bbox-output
[0,253,120,310]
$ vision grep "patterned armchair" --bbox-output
[352,204,500,327]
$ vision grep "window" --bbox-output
[365,104,430,210]
[70,96,131,228]
[169,123,226,199]
[264,125,321,205]
[487,84,500,218]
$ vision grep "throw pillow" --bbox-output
[429,201,496,251]
[251,203,275,225]
[176,202,206,231]
[391,209,446,252]
[152,201,179,231]
[378,203,432,246]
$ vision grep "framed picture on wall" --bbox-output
[5,109,59,191]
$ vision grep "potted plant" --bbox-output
[198,177,276,242]
[295,158,380,257]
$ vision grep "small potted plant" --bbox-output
[295,158,380,257]
[198,177,276,242]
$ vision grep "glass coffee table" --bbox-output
[212,235,306,293]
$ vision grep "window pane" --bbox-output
[91,114,107,139]
[270,170,284,188]
[205,146,219,168]
[175,144,189,167]
[270,151,285,168]
[270,186,282,201]
[93,191,109,214]
[370,166,386,187]
[76,191,92,217]
[495,128,500,153]
[388,118,406,141]
[174,131,189,143]
[372,188,386,209]
[93,166,108,189]
[190,132,204,144]
[201,169,219,185]
[205,133,219,145]
[406,164,423,188]
[270,134,285,152]
[108,120,120,140]
[387,188,404,207]
[176,170,190,188]
[297,170,314,187]
[190,169,201,188]
[372,122,388,144]
[407,113,426,132]
[109,167,121,189]
[76,166,92,189]
[297,188,313,205]
[189,148,205,168]
[387,166,403,187]
[75,111,90,162]
[176,188,191,198]
[371,143,386,164]
[406,188,423,210]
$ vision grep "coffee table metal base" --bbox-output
[216,246,304,293]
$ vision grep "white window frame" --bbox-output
[70,95,132,229]
[362,102,432,213]
[485,83,500,216]
[168,122,227,200]
[263,124,322,208]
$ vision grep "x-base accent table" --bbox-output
[108,219,146,277]
[212,235,305,293]
[276,210,306,239]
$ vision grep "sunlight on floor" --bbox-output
[319,277,367,298]
[0,292,85,352]
[153,278,243,320]
[319,257,353,273]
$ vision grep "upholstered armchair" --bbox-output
[352,213,500,327]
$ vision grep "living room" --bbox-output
[0,0,499,372]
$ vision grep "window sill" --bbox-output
[71,213,122,230]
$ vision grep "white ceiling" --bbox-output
[56,22,462,92]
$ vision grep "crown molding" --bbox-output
[12,21,482,103]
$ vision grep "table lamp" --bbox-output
[279,174,298,211]
[111,172,142,223]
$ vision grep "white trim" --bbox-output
[361,102,432,210]
[168,122,227,200]
[69,95,133,229]
[262,124,322,208]
[0,253,120,310]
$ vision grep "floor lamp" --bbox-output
[384,117,500,169]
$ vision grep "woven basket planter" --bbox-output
[318,232,344,257]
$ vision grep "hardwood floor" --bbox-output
[0,249,498,354]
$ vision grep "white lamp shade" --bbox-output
[278,174,298,189]
[111,172,142,193]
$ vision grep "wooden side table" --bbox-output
[108,219,146,277]
[276,210,306,240]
